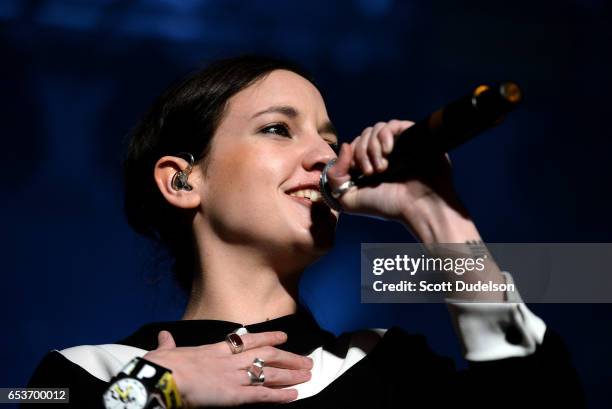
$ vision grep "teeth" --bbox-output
[309,191,321,202]
[288,189,322,202]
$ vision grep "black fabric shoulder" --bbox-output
[20,350,107,409]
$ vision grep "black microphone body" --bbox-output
[345,82,522,188]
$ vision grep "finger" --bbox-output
[355,125,376,175]
[378,120,397,155]
[327,143,353,186]
[263,368,311,387]
[156,330,176,350]
[376,120,415,171]
[376,128,392,171]
[383,119,414,152]
[323,142,359,210]
[241,331,288,350]
[368,125,387,172]
[349,135,361,168]
[236,367,311,387]
[237,346,314,370]
[239,386,298,404]
[215,331,288,355]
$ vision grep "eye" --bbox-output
[261,123,291,137]
[329,142,340,154]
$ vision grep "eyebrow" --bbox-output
[251,105,338,141]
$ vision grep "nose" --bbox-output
[301,136,337,172]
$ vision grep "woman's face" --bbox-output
[195,69,340,265]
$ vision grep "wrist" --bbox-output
[401,196,479,243]
[103,356,183,409]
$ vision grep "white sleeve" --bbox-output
[445,271,547,361]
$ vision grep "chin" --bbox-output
[292,223,336,255]
[280,199,338,256]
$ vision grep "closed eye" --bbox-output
[329,142,340,154]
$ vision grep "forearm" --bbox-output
[399,198,553,364]
[399,196,505,301]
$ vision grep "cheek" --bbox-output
[202,143,294,235]
[211,143,289,195]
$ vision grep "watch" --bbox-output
[103,357,183,409]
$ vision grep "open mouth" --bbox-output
[286,188,323,203]
[284,185,329,211]
[284,186,337,229]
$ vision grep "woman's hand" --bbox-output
[142,330,313,408]
[326,120,472,242]
[327,120,506,299]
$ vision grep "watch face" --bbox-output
[103,377,148,409]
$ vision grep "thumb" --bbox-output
[327,143,352,187]
[156,330,176,350]
[326,143,360,211]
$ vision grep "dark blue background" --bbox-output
[2,0,611,407]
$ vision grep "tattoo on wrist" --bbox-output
[465,239,488,258]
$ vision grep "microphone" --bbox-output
[319,82,522,209]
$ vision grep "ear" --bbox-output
[154,155,201,209]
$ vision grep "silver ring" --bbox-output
[225,333,244,354]
[319,158,343,211]
[247,357,265,385]
[331,180,356,199]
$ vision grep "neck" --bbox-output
[181,228,306,325]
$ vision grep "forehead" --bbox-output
[226,69,327,118]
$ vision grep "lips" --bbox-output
[288,194,315,208]
[284,183,323,203]
[284,182,337,228]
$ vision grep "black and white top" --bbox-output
[22,279,586,408]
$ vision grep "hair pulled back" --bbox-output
[123,55,312,293]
